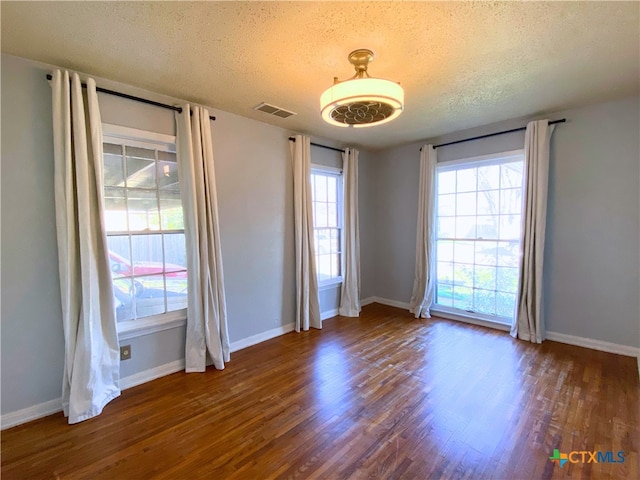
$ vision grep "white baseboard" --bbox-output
[229,322,295,353]
[360,297,375,307]
[321,308,339,321]
[1,322,298,430]
[119,359,185,390]
[369,297,640,361]
[370,296,410,310]
[0,398,63,430]
[546,331,640,358]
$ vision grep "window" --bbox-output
[435,150,524,323]
[102,125,188,326]
[311,168,342,285]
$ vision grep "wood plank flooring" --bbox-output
[2,303,638,479]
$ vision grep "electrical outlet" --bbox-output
[120,345,131,361]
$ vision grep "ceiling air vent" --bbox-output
[254,102,297,119]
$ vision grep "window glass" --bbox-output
[435,154,524,321]
[103,133,187,324]
[311,170,342,284]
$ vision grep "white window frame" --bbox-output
[311,164,344,290]
[102,124,187,339]
[431,149,525,326]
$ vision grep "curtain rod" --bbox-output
[45,74,216,121]
[288,137,345,153]
[421,118,566,150]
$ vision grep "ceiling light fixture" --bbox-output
[320,49,404,128]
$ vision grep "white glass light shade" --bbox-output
[320,78,405,128]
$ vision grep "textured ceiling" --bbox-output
[2,1,639,150]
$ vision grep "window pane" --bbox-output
[157,156,179,191]
[437,240,454,263]
[314,202,328,227]
[311,171,342,283]
[474,289,496,316]
[437,284,453,307]
[454,241,474,264]
[476,215,499,240]
[107,236,131,279]
[438,217,455,238]
[437,262,453,284]
[104,146,125,187]
[454,264,473,287]
[327,176,337,202]
[435,156,523,321]
[496,292,517,318]
[477,190,499,215]
[133,274,166,318]
[331,253,340,278]
[475,241,497,266]
[477,165,500,190]
[113,277,135,322]
[165,229,188,314]
[316,229,331,254]
[166,283,188,313]
[317,254,331,282]
[456,192,476,216]
[456,168,477,193]
[501,162,523,188]
[127,189,160,231]
[164,233,187,273]
[125,147,156,189]
[104,187,127,232]
[497,241,520,267]
[314,175,327,203]
[438,194,455,217]
[330,229,340,253]
[455,216,476,239]
[474,266,496,291]
[159,190,184,230]
[327,203,337,228]
[438,171,456,194]
[499,214,521,240]
[497,266,519,293]
[130,234,163,270]
[104,136,186,324]
[453,286,473,310]
[500,188,522,214]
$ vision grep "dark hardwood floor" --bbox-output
[2,303,638,479]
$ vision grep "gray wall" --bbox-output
[358,150,376,301]
[370,96,640,348]
[1,55,65,415]
[1,54,350,415]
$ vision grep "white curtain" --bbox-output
[338,148,361,317]
[51,70,120,424]
[511,120,555,343]
[339,148,361,317]
[175,105,230,371]
[290,135,321,331]
[408,145,438,318]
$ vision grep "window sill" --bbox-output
[430,306,511,332]
[319,278,343,291]
[117,310,187,341]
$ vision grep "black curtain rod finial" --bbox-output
[288,136,345,153]
[45,73,216,121]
